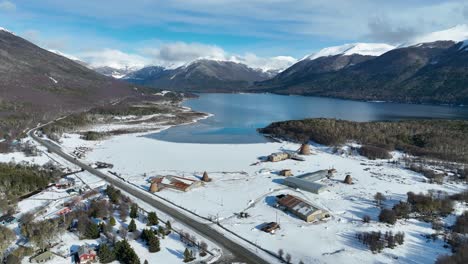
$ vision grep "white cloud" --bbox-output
[142,42,227,68]
[65,42,297,71]
[0,1,15,12]
[230,53,297,71]
[140,42,297,71]
[78,49,150,69]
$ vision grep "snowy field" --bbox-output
[1,135,222,264]
[58,131,467,264]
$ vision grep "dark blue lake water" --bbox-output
[149,93,468,144]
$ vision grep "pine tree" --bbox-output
[85,222,100,239]
[148,235,160,253]
[128,219,137,232]
[98,244,115,263]
[147,212,158,226]
[130,203,138,219]
[183,248,193,262]
[109,216,116,226]
[115,239,141,264]
[158,226,165,238]
[144,261,149,264]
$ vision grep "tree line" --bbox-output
[259,118,468,163]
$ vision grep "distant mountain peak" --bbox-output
[0,26,14,35]
[305,43,395,60]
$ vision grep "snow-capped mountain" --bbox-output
[402,24,468,47]
[305,43,395,60]
[93,66,141,79]
[123,59,271,92]
[255,39,468,104]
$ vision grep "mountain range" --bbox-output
[123,60,272,92]
[93,26,465,105]
[254,40,468,104]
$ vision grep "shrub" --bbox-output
[453,212,468,234]
[379,209,397,225]
[359,145,392,160]
[392,201,411,219]
[362,215,371,223]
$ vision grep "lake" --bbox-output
[149,93,468,144]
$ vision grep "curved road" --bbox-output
[29,130,270,264]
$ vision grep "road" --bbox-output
[29,130,271,264]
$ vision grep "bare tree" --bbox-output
[285,253,292,263]
[278,249,284,260]
[119,226,128,239]
[374,192,386,207]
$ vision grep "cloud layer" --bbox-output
[0,1,15,12]
[77,42,297,71]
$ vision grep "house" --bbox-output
[279,169,293,177]
[76,245,97,263]
[56,207,72,216]
[149,175,202,192]
[56,178,75,189]
[283,169,334,194]
[260,222,280,233]
[30,251,54,263]
[267,152,290,162]
[0,214,17,225]
[277,194,329,222]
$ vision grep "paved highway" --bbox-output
[29,130,271,264]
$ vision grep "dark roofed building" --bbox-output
[277,194,329,222]
[0,214,17,225]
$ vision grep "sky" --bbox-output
[1,0,468,69]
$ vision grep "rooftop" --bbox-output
[278,195,321,217]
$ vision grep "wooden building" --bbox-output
[267,152,290,162]
[277,194,329,222]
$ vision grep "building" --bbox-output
[56,207,72,216]
[76,245,97,263]
[279,169,293,177]
[277,194,329,222]
[267,152,290,162]
[0,214,17,225]
[283,169,335,194]
[30,251,54,263]
[149,175,203,192]
[56,178,75,189]
[260,222,280,233]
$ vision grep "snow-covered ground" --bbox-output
[1,135,222,264]
[57,130,467,264]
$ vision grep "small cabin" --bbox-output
[76,245,97,263]
[268,152,290,162]
[260,222,280,233]
[30,251,54,263]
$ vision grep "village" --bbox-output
[0,141,219,264]
[0,127,467,264]
[52,130,465,264]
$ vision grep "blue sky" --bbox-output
[1,0,467,69]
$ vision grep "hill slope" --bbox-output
[0,28,139,140]
[255,41,468,104]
